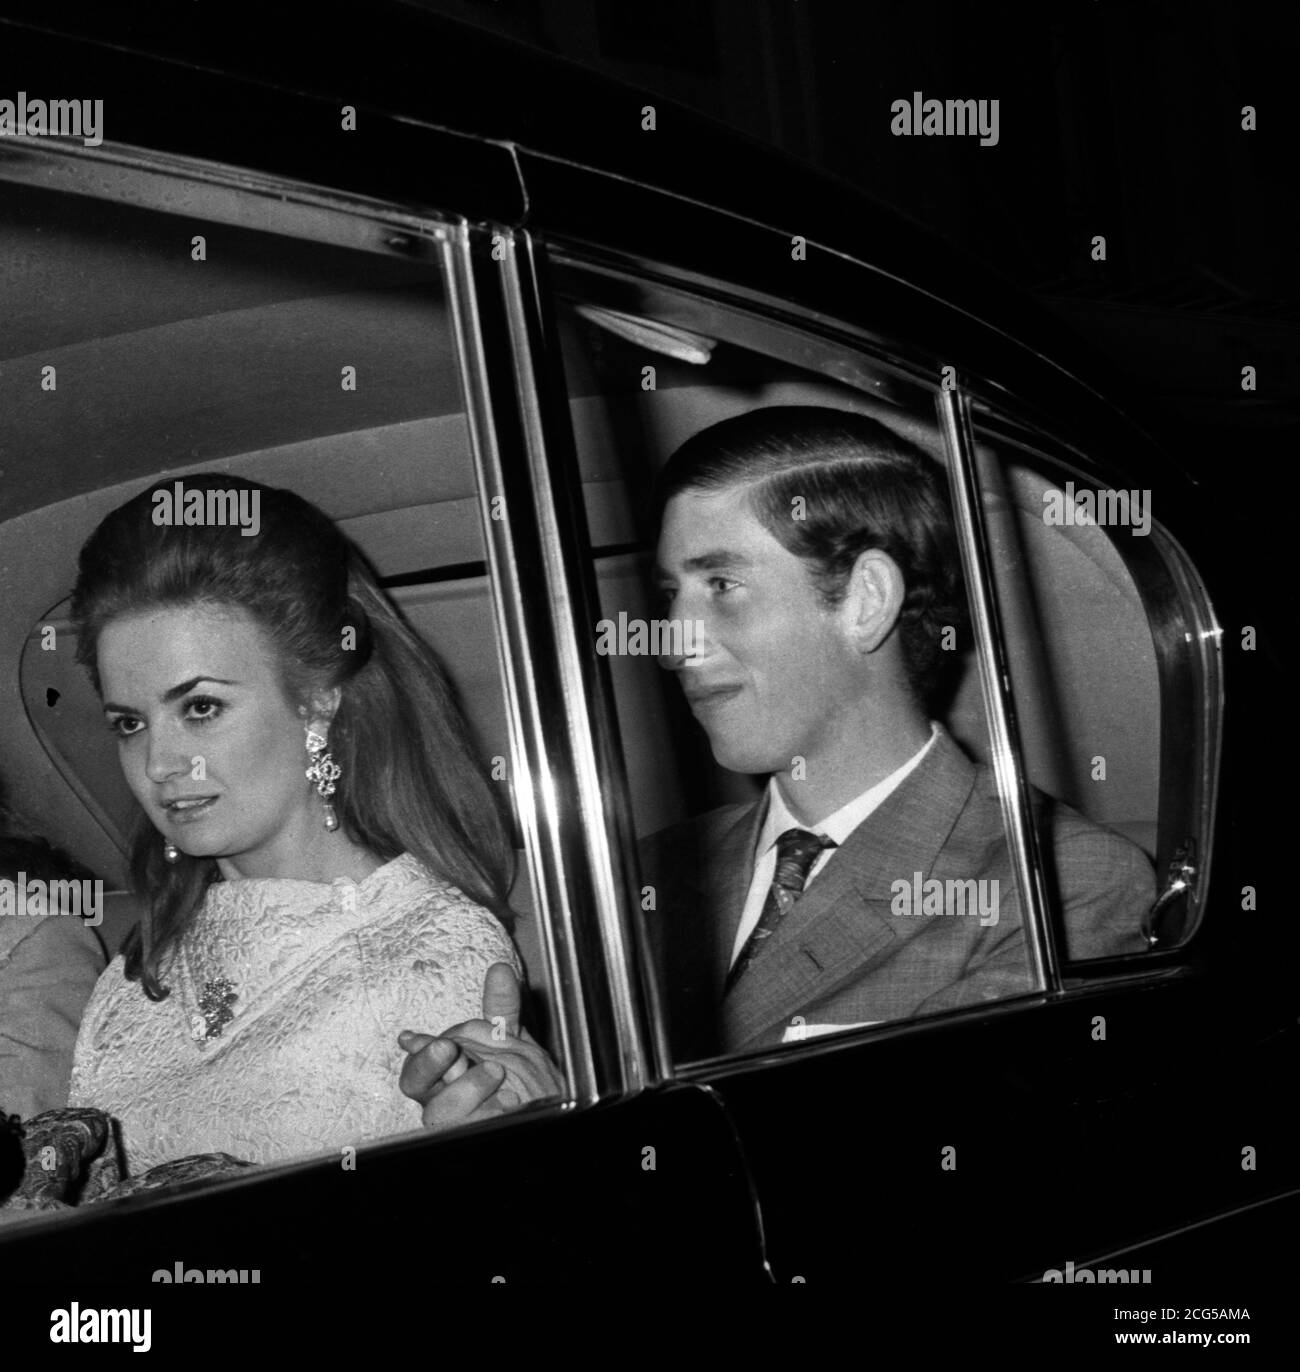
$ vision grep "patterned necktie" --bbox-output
[725,827,837,994]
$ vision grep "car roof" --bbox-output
[0,3,1169,455]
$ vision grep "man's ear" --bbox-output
[840,549,907,653]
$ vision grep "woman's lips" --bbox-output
[163,796,218,823]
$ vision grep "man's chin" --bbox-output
[706,735,781,778]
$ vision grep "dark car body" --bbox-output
[0,5,1293,1303]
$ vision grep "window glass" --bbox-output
[1,175,562,1207]
[549,261,1095,1066]
[969,421,1215,954]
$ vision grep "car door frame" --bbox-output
[506,160,1291,1283]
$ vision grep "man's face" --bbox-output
[655,486,867,777]
[98,603,322,878]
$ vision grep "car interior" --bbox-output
[1,178,1163,1070]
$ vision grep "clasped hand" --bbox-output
[398,962,562,1129]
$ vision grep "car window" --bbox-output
[543,256,1164,1067]
[965,416,1219,956]
[0,164,570,1202]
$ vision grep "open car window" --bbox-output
[543,251,1193,1068]
[1,159,571,1203]
[546,255,1145,1068]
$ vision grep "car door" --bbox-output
[515,154,1294,1287]
[0,111,767,1286]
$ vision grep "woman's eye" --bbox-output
[107,716,142,738]
[185,696,223,723]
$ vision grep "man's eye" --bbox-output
[707,576,739,594]
[107,716,142,738]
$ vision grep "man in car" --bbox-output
[400,406,1154,1120]
[0,815,106,1121]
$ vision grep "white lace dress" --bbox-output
[68,853,519,1172]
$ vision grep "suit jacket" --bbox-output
[640,730,1155,1058]
[0,912,106,1119]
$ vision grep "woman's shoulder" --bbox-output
[78,949,134,1009]
[361,855,515,951]
[349,859,520,1019]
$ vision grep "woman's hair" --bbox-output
[71,473,515,999]
[656,406,969,706]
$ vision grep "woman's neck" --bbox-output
[216,829,385,884]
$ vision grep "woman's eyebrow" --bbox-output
[102,676,239,712]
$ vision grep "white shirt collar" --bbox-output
[755,722,941,857]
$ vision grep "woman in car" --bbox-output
[61,473,521,1175]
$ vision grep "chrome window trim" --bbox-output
[938,387,1060,991]
[494,230,667,1093]
[442,223,588,1109]
[450,225,663,1101]
[0,137,455,256]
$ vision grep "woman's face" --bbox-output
[98,603,327,880]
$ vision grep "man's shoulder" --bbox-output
[1024,784,1153,874]
[965,759,1153,866]
[1038,794,1157,918]
[0,907,107,973]
[964,762,1155,954]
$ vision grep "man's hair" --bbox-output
[656,406,969,704]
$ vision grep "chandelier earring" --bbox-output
[304,728,342,832]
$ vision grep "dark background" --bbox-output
[409,0,1296,460]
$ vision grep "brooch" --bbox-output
[190,976,238,1042]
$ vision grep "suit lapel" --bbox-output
[722,731,979,1050]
